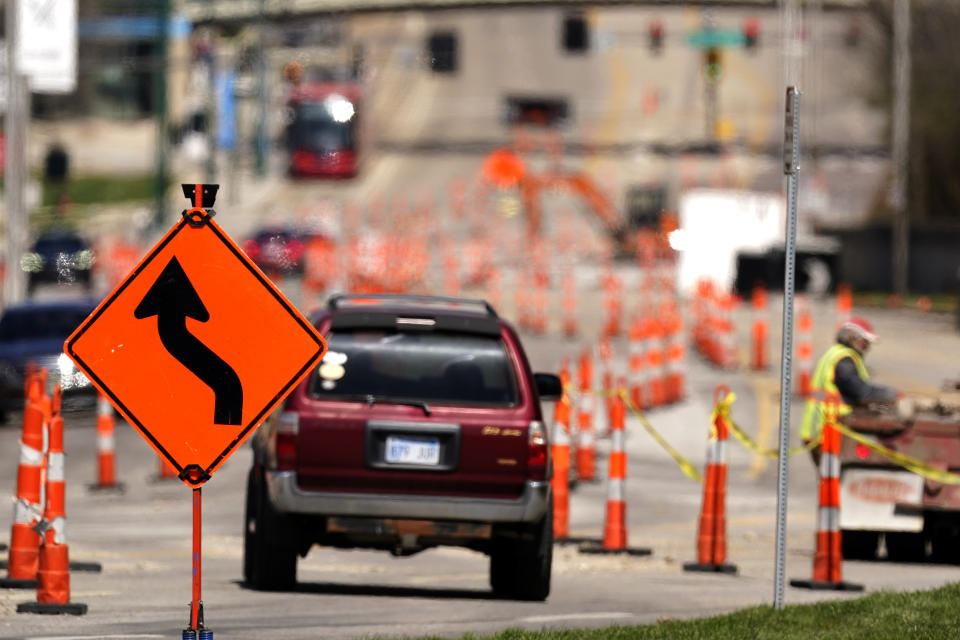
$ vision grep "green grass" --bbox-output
[853,291,957,314]
[407,583,960,640]
[41,173,164,207]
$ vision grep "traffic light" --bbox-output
[648,19,664,55]
[704,47,722,83]
[743,17,759,51]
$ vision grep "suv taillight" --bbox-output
[275,411,299,471]
[527,420,547,480]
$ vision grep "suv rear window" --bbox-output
[309,329,518,406]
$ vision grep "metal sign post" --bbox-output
[774,86,801,610]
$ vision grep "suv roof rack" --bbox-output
[327,294,498,318]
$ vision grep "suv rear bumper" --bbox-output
[266,470,549,523]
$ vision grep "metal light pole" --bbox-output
[153,0,170,231]
[774,86,801,611]
[891,0,911,295]
[4,0,28,306]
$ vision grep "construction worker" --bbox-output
[799,317,898,466]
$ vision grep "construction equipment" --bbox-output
[836,395,960,563]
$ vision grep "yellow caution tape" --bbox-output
[830,421,960,485]
[620,390,703,484]
[711,392,819,458]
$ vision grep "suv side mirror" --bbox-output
[534,373,562,401]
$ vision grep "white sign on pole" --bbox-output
[17,0,77,94]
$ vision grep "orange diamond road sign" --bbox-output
[65,188,326,486]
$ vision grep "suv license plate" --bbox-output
[385,435,440,466]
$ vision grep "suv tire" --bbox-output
[244,469,297,590]
[489,499,552,601]
[840,529,879,561]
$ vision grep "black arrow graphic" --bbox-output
[134,256,243,425]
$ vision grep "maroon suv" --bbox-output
[244,294,561,600]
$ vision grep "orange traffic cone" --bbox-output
[835,282,852,329]
[751,285,768,370]
[551,363,573,542]
[561,271,578,338]
[664,306,685,403]
[156,455,179,481]
[89,394,124,492]
[17,387,88,615]
[575,348,597,482]
[628,316,646,409]
[684,386,738,574]
[791,396,864,592]
[580,380,651,557]
[644,318,666,408]
[796,296,814,397]
[0,375,47,588]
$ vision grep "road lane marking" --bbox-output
[519,612,635,624]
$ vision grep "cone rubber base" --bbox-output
[555,536,600,546]
[87,482,127,494]
[683,562,738,574]
[17,601,88,615]
[0,577,38,589]
[578,542,652,556]
[69,561,102,573]
[789,579,864,592]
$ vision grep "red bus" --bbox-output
[286,82,361,178]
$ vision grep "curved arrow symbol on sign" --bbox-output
[134,256,243,425]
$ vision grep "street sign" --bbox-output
[64,185,327,485]
[18,0,78,94]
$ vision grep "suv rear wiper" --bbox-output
[365,395,431,416]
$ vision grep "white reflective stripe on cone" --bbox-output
[97,434,115,452]
[607,477,626,502]
[13,498,41,525]
[552,423,570,446]
[611,430,625,452]
[19,442,43,466]
[47,452,65,482]
[51,515,66,545]
[707,439,727,464]
[818,506,840,532]
[580,427,595,445]
[97,396,112,416]
[820,453,840,479]
[580,394,594,413]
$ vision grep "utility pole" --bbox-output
[255,0,268,177]
[4,0,28,306]
[891,0,911,295]
[153,0,170,231]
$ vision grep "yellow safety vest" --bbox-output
[799,343,869,442]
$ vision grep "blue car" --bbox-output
[0,298,97,422]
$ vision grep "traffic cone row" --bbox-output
[684,386,737,574]
[622,311,686,412]
[17,387,88,615]
[791,397,864,592]
[691,279,739,369]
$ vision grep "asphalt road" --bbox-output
[1,276,960,639]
